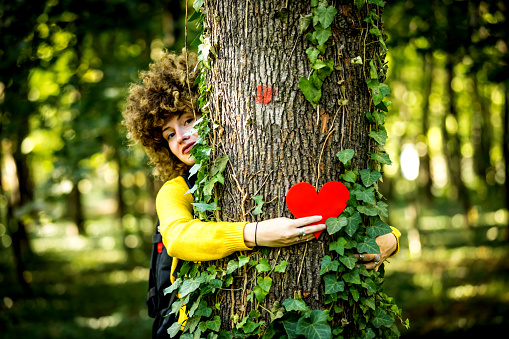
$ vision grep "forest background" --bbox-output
[0,0,507,338]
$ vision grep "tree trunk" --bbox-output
[205,0,379,333]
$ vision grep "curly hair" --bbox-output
[122,50,199,181]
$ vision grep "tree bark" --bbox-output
[204,0,380,332]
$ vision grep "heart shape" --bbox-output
[286,181,349,239]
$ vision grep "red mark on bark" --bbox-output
[256,85,276,104]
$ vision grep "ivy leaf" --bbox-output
[342,169,358,183]
[357,204,378,217]
[368,0,385,7]
[306,47,320,64]
[179,277,203,298]
[361,328,376,339]
[315,5,337,28]
[167,321,182,338]
[350,287,360,302]
[299,13,313,34]
[226,260,239,274]
[299,76,321,104]
[320,255,339,275]
[282,298,307,312]
[360,169,382,187]
[316,59,334,80]
[257,276,272,292]
[183,315,201,334]
[252,195,264,215]
[192,202,219,212]
[375,201,389,217]
[366,217,392,237]
[366,78,391,105]
[329,237,347,256]
[207,315,222,332]
[296,310,332,339]
[210,154,229,176]
[274,260,288,273]
[346,212,362,237]
[357,237,380,254]
[361,278,378,294]
[362,296,376,310]
[194,300,213,317]
[343,268,361,284]
[354,0,365,11]
[354,186,376,204]
[238,255,250,268]
[336,149,355,165]
[371,308,395,328]
[314,25,332,45]
[243,319,262,333]
[371,152,392,165]
[323,274,345,294]
[256,258,271,272]
[338,255,357,269]
[325,216,347,235]
[282,313,300,339]
[369,128,388,145]
[163,277,182,295]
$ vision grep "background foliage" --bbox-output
[0,0,507,337]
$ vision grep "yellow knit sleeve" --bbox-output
[389,226,401,257]
[156,176,252,261]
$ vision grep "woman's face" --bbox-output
[162,112,200,166]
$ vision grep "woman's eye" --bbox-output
[184,118,194,126]
[167,132,175,140]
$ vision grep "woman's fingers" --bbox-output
[293,215,323,227]
[354,253,382,270]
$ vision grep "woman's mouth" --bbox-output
[183,142,195,154]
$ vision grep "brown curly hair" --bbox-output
[122,50,199,181]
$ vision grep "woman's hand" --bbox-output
[244,216,326,248]
[353,232,398,270]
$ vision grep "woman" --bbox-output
[123,50,400,335]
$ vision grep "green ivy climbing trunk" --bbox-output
[203,0,382,334]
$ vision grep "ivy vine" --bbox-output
[164,1,409,338]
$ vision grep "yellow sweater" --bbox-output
[156,176,401,262]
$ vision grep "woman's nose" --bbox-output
[176,127,190,143]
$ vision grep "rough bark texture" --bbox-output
[204,0,380,332]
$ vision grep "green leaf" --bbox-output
[167,321,182,338]
[336,149,355,164]
[325,216,347,235]
[253,195,264,215]
[256,258,271,272]
[316,59,334,80]
[320,255,340,275]
[164,277,182,295]
[375,201,389,217]
[238,255,250,267]
[194,300,213,317]
[369,60,378,79]
[192,202,219,212]
[357,204,378,216]
[343,268,361,284]
[357,237,380,254]
[346,212,362,237]
[310,71,323,90]
[274,260,288,273]
[211,154,229,176]
[350,287,360,302]
[338,255,357,269]
[361,279,378,294]
[179,277,203,298]
[368,0,385,7]
[257,276,272,292]
[193,0,204,11]
[354,0,365,11]
[243,319,262,333]
[323,274,345,294]
[360,169,382,187]
[282,313,300,339]
[371,308,395,328]
[315,5,337,28]
[306,47,320,64]
[296,310,332,339]
[282,298,307,312]
[354,186,376,204]
[366,217,392,237]
[342,169,358,183]
[314,25,332,45]
[329,237,347,256]
[207,315,222,332]
[299,13,313,34]
[371,152,392,165]
[369,128,388,145]
[226,260,239,274]
[299,76,321,104]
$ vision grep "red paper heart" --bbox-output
[286,181,349,239]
